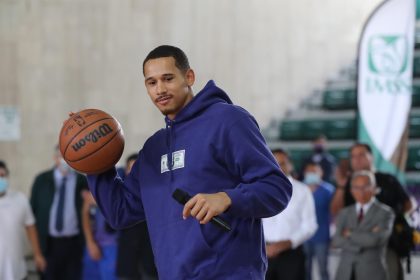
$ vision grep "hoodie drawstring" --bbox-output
[166,120,175,181]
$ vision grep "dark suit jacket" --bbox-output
[333,201,395,280]
[30,168,88,255]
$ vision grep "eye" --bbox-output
[147,80,156,86]
[165,76,173,81]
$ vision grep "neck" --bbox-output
[363,164,374,172]
[309,184,319,192]
[167,92,194,120]
[358,197,374,206]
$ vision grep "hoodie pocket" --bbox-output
[199,212,237,253]
[152,219,219,279]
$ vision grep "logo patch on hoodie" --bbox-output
[161,150,185,173]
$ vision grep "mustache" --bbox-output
[155,95,172,102]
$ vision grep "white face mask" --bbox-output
[303,172,321,185]
[59,158,72,174]
[0,177,9,193]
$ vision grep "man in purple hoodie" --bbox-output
[87,45,292,279]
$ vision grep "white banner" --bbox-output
[0,106,20,141]
[358,0,415,166]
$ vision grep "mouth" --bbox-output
[156,95,172,106]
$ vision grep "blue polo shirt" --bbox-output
[307,181,334,244]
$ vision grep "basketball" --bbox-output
[59,109,125,175]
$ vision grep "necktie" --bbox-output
[358,207,364,224]
[55,176,67,232]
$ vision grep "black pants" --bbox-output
[266,246,305,280]
[44,235,84,280]
[116,222,157,279]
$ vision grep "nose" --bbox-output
[156,80,167,95]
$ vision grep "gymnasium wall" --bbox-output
[0,0,382,194]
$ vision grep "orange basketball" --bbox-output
[59,109,125,175]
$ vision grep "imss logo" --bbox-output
[368,35,408,76]
[365,34,411,94]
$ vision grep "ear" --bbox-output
[185,69,195,87]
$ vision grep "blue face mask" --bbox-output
[0,177,8,193]
[304,172,321,185]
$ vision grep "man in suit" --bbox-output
[30,146,88,280]
[331,143,412,280]
[333,170,395,280]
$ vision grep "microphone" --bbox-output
[172,188,231,232]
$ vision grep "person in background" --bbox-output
[116,153,157,280]
[302,161,334,280]
[30,146,88,280]
[0,160,46,280]
[333,170,394,280]
[331,143,413,280]
[263,149,318,280]
[302,135,336,184]
[81,190,118,280]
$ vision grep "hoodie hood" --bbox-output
[164,80,233,172]
[165,80,232,125]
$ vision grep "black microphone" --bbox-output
[172,188,231,232]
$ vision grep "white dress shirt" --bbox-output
[355,197,376,217]
[263,177,318,248]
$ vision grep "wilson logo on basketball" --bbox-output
[71,123,114,152]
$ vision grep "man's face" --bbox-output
[303,164,323,185]
[126,159,136,175]
[0,167,8,195]
[351,175,375,204]
[54,151,71,175]
[304,164,322,177]
[54,152,61,167]
[313,138,326,152]
[0,167,7,178]
[144,57,195,120]
[350,146,373,172]
[273,152,291,176]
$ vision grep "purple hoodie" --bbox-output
[87,80,292,279]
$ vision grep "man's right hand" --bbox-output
[183,192,231,225]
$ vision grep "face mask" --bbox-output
[0,177,9,193]
[59,158,72,174]
[304,172,321,185]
